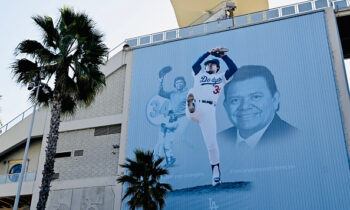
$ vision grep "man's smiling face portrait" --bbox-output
[224,67,280,138]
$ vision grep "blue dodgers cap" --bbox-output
[204,59,220,67]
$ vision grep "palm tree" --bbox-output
[11,7,108,209]
[117,150,173,210]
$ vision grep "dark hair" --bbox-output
[224,65,278,97]
[204,59,220,73]
[204,59,220,68]
[173,76,186,88]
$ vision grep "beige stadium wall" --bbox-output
[0,108,50,155]
[0,139,41,197]
[170,0,269,27]
[0,139,41,175]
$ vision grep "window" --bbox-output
[55,152,71,158]
[52,173,60,180]
[74,150,84,156]
[94,124,121,136]
[8,164,22,182]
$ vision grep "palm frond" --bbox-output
[79,33,108,64]
[32,15,59,49]
[123,185,145,200]
[157,183,173,191]
[28,84,53,106]
[59,7,76,29]
[42,63,58,76]
[117,175,139,185]
[70,12,94,39]
[154,167,169,177]
[74,66,105,106]
[11,59,40,85]
[153,158,162,166]
[15,40,55,63]
[154,156,165,166]
[60,94,77,115]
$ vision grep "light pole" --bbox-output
[13,70,47,210]
[224,1,237,26]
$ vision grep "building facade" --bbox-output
[1,1,350,209]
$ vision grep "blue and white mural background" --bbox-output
[124,11,350,209]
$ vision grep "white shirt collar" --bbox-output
[236,119,273,149]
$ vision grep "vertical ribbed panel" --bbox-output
[124,11,350,209]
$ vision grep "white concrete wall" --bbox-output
[62,66,126,121]
[324,8,350,154]
[54,128,120,181]
[0,181,34,197]
[46,186,115,210]
[114,49,134,210]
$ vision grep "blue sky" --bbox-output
[0,0,349,125]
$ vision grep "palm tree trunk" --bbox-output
[36,93,62,210]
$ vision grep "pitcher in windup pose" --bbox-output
[186,47,238,186]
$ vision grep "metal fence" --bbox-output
[0,106,34,135]
[125,0,350,49]
[0,172,36,184]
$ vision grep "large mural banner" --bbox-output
[124,11,350,209]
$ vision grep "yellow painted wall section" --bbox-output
[170,0,269,27]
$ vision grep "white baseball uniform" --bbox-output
[186,51,237,168]
[186,71,229,165]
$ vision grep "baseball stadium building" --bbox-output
[1,0,350,209]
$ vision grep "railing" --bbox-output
[125,0,350,49]
[0,106,34,135]
[0,172,36,184]
[107,41,128,60]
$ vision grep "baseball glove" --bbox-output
[210,47,229,57]
[158,66,172,78]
